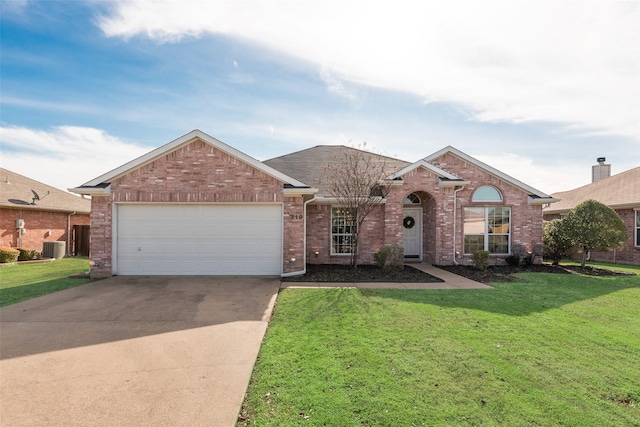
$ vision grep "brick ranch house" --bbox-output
[70,130,557,278]
[544,159,640,265]
[1,168,90,257]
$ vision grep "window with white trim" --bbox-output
[331,207,355,254]
[464,207,511,254]
[636,210,640,247]
[472,185,503,202]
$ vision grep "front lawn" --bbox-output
[0,257,91,307]
[240,271,640,426]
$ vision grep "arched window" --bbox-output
[472,186,503,202]
[404,193,421,204]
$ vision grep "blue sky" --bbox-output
[1,0,638,194]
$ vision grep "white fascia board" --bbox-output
[439,180,471,188]
[387,160,461,180]
[425,146,554,199]
[68,185,111,196]
[81,129,309,188]
[283,187,319,197]
[528,196,560,205]
[310,196,387,205]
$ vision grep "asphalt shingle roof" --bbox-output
[0,168,91,213]
[545,166,640,213]
[263,145,411,196]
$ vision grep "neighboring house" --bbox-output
[543,160,640,264]
[0,168,91,257]
[70,130,557,278]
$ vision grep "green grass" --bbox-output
[564,260,640,275]
[0,257,91,307]
[240,271,640,426]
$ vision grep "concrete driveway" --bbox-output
[0,276,281,427]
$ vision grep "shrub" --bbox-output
[374,245,404,270]
[472,250,490,270]
[522,252,534,266]
[18,248,40,261]
[0,246,20,263]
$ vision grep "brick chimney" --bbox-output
[592,157,611,183]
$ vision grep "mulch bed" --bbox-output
[282,264,444,283]
[283,263,635,284]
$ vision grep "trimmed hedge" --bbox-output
[0,246,20,263]
[18,248,40,261]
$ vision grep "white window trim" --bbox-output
[330,206,355,256]
[463,206,511,255]
[635,209,640,247]
[472,185,503,203]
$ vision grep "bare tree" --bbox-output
[323,144,388,268]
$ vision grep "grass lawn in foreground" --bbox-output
[0,257,91,307]
[240,270,640,426]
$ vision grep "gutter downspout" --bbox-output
[452,186,465,265]
[67,212,77,256]
[281,194,316,277]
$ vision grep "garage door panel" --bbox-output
[117,204,283,275]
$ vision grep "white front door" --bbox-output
[403,207,422,260]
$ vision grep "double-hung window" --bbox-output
[331,207,355,254]
[464,207,511,254]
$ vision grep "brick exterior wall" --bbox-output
[305,152,545,266]
[89,138,304,277]
[89,140,547,275]
[0,208,89,255]
[589,209,640,264]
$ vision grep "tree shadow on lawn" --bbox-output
[359,272,640,316]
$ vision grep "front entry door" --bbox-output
[403,208,422,260]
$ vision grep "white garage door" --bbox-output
[116,204,283,275]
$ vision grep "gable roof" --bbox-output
[424,146,558,204]
[264,145,411,197]
[387,159,470,187]
[70,130,313,195]
[545,166,640,214]
[0,168,90,213]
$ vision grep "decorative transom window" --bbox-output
[331,207,355,255]
[472,185,503,202]
[463,207,511,254]
[404,193,421,204]
[636,210,640,247]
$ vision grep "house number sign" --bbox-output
[289,214,304,220]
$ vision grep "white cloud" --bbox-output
[0,125,148,192]
[96,0,640,142]
[320,67,356,100]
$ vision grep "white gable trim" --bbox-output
[81,129,310,188]
[424,146,555,200]
[387,159,462,181]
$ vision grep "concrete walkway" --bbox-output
[281,263,492,289]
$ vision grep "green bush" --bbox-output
[18,248,40,261]
[472,250,490,270]
[374,245,404,270]
[0,246,20,263]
